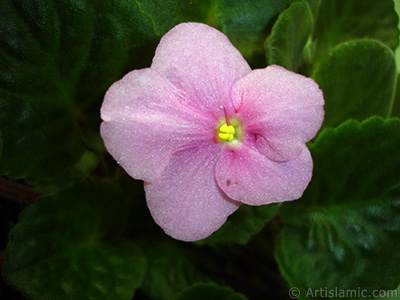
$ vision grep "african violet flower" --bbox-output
[100,23,324,241]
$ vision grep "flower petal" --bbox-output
[215,143,313,205]
[232,65,324,162]
[151,22,251,119]
[100,68,215,182]
[145,145,240,242]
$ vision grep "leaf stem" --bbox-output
[0,177,43,204]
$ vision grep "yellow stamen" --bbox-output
[218,124,235,142]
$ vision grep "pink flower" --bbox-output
[100,23,324,241]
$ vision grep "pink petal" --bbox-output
[145,145,240,242]
[215,143,313,205]
[100,68,215,182]
[151,22,251,119]
[232,65,324,162]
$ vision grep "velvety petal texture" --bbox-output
[145,145,240,242]
[101,68,215,182]
[232,65,324,162]
[151,22,251,119]
[100,22,324,242]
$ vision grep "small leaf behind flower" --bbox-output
[216,0,295,63]
[265,0,314,72]
[313,40,396,129]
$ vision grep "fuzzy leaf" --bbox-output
[0,0,155,188]
[4,179,146,300]
[139,240,210,300]
[313,40,396,129]
[135,0,214,36]
[313,0,399,61]
[276,118,400,299]
[265,0,314,72]
[389,74,400,118]
[216,0,295,63]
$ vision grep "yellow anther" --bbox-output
[218,124,235,142]
[218,133,234,141]
[219,125,235,135]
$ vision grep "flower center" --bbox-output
[216,106,242,145]
[218,124,235,142]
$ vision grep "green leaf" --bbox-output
[0,0,155,188]
[313,0,399,61]
[216,0,295,63]
[313,40,396,129]
[276,118,400,299]
[3,178,146,300]
[139,240,210,300]
[174,283,248,300]
[197,204,278,246]
[389,74,400,118]
[375,284,400,300]
[264,0,314,72]
[135,0,214,36]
